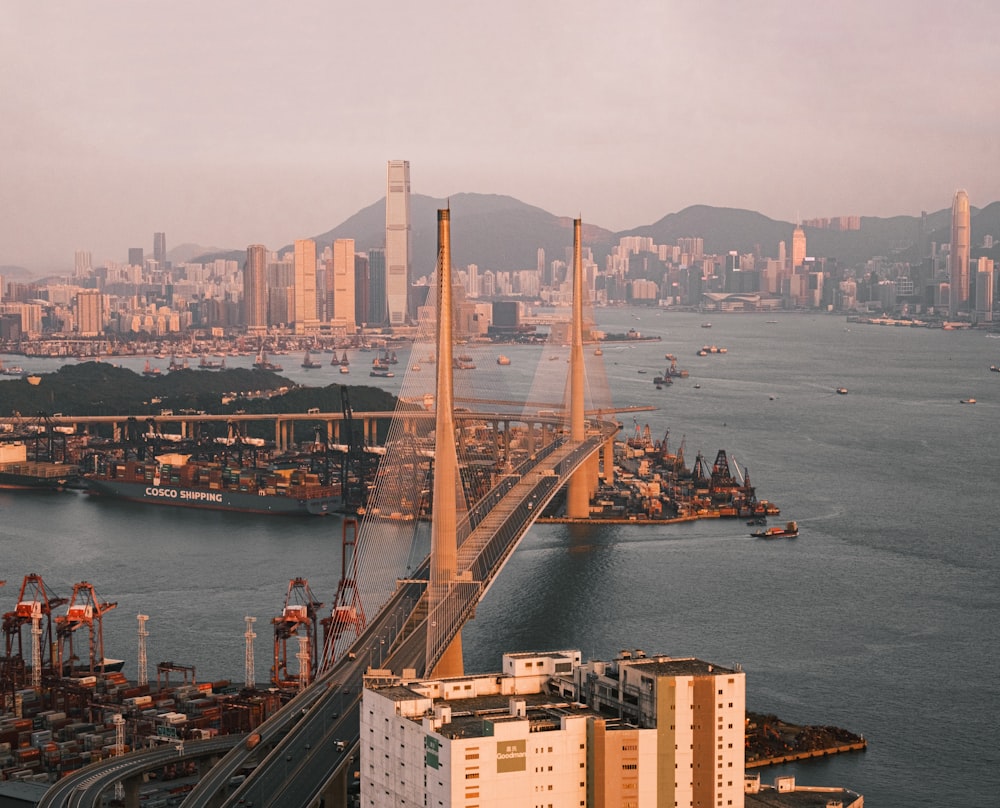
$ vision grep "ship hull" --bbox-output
[85,478,338,516]
[0,466,78,491]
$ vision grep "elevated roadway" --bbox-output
[37,421,615,808]
[190,422,614,808]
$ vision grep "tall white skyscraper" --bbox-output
[332,238,356,331]
[293,239,318,333]
[386,160,411,325]
[950,189,971,314]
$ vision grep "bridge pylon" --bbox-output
[567,217,591,518]
[428,207,465,678]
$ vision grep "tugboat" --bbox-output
[751,520,798,539]
[836,387,848,395]
[496,354,511,366]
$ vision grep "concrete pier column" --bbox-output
[123,776,141,808]
[321,764,349,807]
[275,419,283,452]
[567,218,590,518]
[603,437,615,485]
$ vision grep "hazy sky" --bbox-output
[3,0,998,270]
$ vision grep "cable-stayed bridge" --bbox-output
[39,216,619,808]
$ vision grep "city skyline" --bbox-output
[3,2,999,270]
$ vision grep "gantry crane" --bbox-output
[2,574,67,674]
[271,578,323,689]
[55,582,118,675]
[321,519,366,671]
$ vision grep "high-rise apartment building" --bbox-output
[74,250,92,277]
[950,189,971,314]
[386,160,411,325]
[243,244,268,331]
[153,232,167,267]
[75,290,105,336]
[362,649,745,808]
[293,239,318,333]
[332,238,356,331]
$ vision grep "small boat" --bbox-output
[496,355,511,366]
[301,351,322,369]
[339,351,350,367]
[594,347,603,356]
[339,365,350,374]
[751,521,798,539]
[960,398,976,404]
[198,355,225,370]
[253,351,283,372]
[701,323,712,328]
[410,364,421,372]
[637,369,647,374]
[693,384,701,389]
[989,365,999,373]
[370,366,395,378]
[836,387,848,395]
[142,360,162,378]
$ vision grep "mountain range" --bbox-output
[180,194,999,273]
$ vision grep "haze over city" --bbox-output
[3,0,998,270]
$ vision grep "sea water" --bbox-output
[1,310,997,805]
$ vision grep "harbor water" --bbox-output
[1,310,998,805]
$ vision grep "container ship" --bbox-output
[0,442,78,490]
[84,453,340,515]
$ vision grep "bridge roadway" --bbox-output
[206,426,613,808]
[38,422,615,808]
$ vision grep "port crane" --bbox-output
[2,574,67,674]
[320,519,366,670]
[271,578,323,689]
[55,582,118,675]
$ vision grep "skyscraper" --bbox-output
[332,238,356,331]
[293,239,318,333]
[74,250,92,277]
[243,244,268,331]
[153,232,167,267]
[386,160,411,326]
[128,247,144,268]
[950,189,971,314]
[75,290,104,336]
[791,225,806,270]
[367,248,387,325]
[975,257,994,323]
